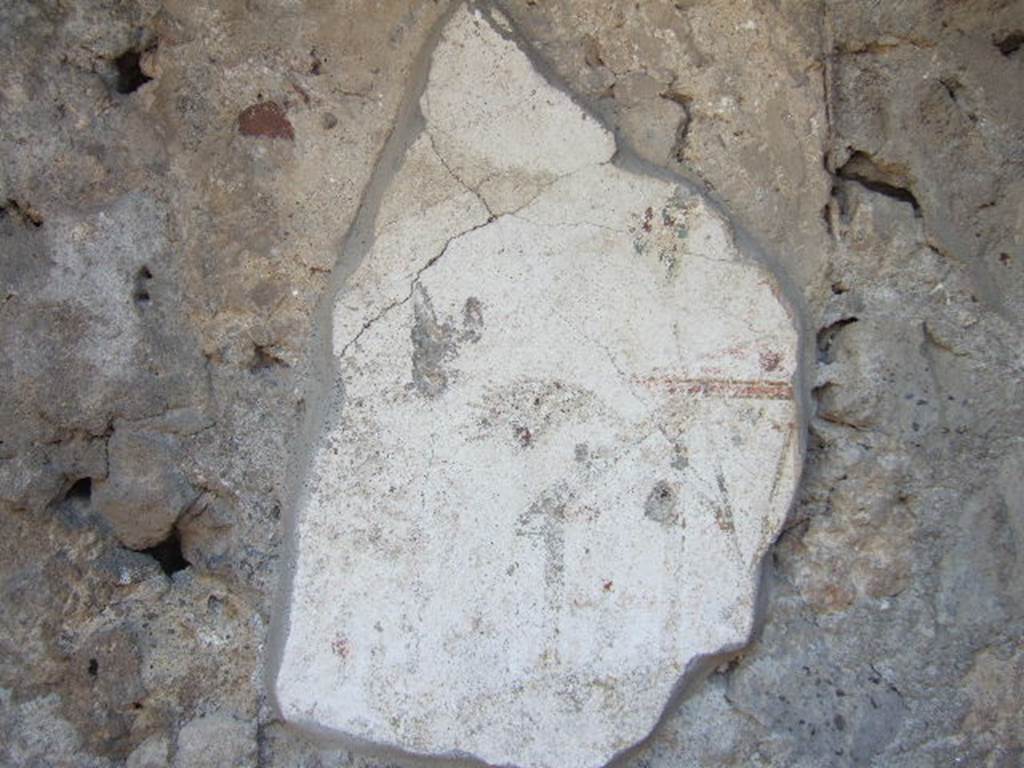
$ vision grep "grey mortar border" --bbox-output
[265,2,813,766]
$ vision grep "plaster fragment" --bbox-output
[273,8,802,768]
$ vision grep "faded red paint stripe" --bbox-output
[635,376,793,400]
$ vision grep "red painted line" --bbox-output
[635,376,793,400]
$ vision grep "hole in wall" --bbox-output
[309,48,324,75]
[661,90,693,163]
[134,265,153,307]
[835,152,920,217]
[65,477,93,503]
[1,198,44,227]
[816,317,859,364]
[830,282,849,295]
[249,343,289,373]
[114,49,152,94]
[140,529,189,577]
[994,30,1023,56]
[49,477,96,529]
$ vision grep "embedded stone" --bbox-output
[92,428,196,551]
[273,7,802,768]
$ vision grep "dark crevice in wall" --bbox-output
[1,198,44,227]
[835,152,921,217]
[994,30,1023,56]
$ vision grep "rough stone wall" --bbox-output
[0,1,1021,767]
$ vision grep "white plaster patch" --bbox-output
[274,8,802,768]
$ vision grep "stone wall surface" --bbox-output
[0,1,1021,767]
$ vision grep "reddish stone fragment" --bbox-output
[237,101,294,140]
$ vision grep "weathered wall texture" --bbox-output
[0,1,1021,767]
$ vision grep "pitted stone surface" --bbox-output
[274,8,802,768]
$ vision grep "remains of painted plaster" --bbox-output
[274,7,802,768]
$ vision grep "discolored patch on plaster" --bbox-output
[410,284,458,398]
[460,296,485,342]
[644,479,680,524]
